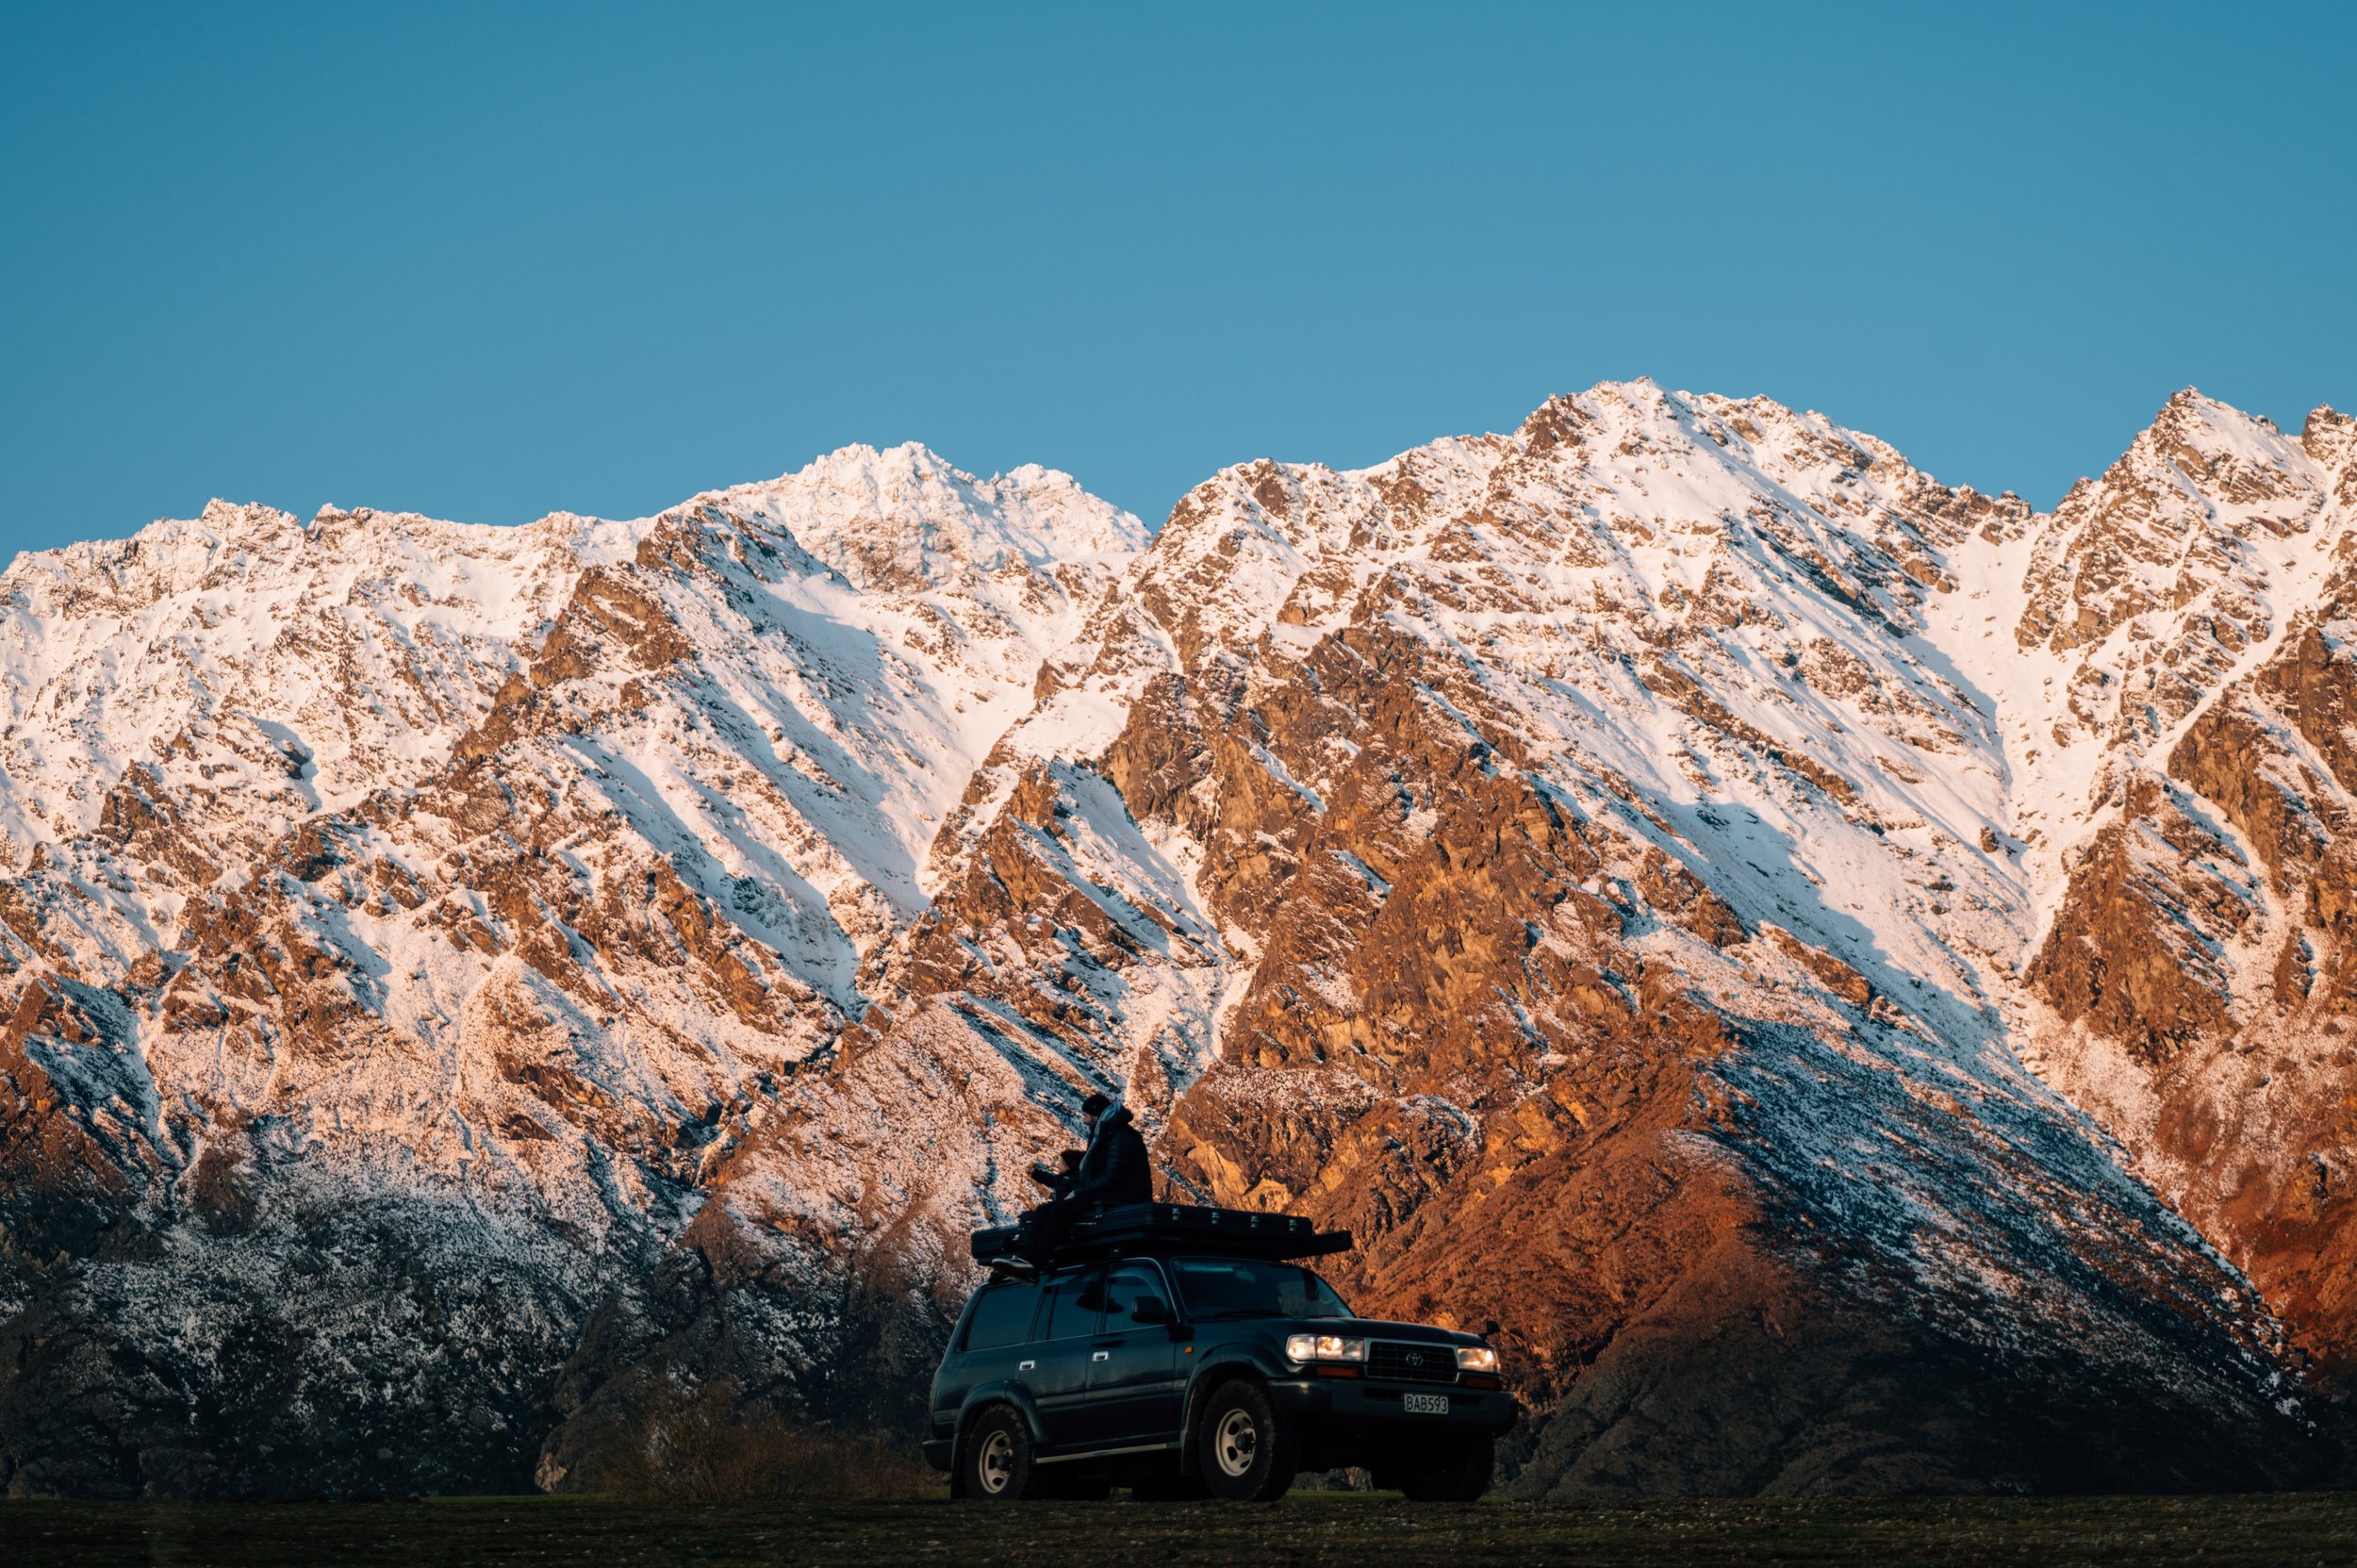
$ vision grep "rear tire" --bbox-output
[961,1406,1040,1502]
[1193,1380,1296,1502]
[1398,1437,1492,1502]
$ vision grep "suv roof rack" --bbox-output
[970,1201,1353,1269]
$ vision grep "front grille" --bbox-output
[1367,1340,1457,1383]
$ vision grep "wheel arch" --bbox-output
[951,1384,1047,1495]
[1177,1354,1277,1477]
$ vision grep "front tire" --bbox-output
[1193,1380,1297,1502]
[962,1406,1040,1502]
[1398,1437,1492,1502]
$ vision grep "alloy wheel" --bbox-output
[1213,1408,1260,1478]
[977,1428,1015,1494]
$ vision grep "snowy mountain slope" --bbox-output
[0,443,1139,990]
[1926,391,2357,934]
[5,388,2353,1499]
[1986,398,2357,1391]
[0,502,613,856]
[1006,381,2034,1032]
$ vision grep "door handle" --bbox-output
[1092,1350,1111,1362]
[1019,1360,1035,1370]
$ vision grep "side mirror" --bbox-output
[1131,1297,1172,1326]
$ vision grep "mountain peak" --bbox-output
[797,438,964,487]
[1,500,311,613]
[690,443,1145,593]
[2141,386,2298,450]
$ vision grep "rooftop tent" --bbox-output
[970,1201,1353,1270]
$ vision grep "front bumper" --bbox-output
[1267,1376,1517,1442]
[922,1437,955,1472]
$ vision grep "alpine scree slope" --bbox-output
[4,384,2354,1496]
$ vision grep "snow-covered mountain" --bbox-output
[3,391,2352,1498]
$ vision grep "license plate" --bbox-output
[1403,1392,1451,1415]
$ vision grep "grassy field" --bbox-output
[5,1492,2354,1567]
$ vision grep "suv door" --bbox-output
[1079,1260,1181,1447]
[1026,1265,1103,1446]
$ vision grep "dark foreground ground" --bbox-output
[5,1494,2354,1568]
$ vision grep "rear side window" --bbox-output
[963,1280,1040,1351]
[1040,1267,1100,1340]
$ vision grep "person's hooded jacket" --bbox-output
[1066,1103,1152,1208]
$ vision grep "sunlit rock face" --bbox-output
[4,390,2353,1497]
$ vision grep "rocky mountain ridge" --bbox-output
[3,388,2353,1497]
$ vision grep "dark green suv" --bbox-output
[923,1203,1515,1502]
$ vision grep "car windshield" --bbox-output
[1167,1257,1352,1321]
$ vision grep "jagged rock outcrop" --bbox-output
[3,390,2352,1498]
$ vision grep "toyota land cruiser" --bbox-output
[923,1202,1515,1502]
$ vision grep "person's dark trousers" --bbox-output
[1018,1197,1083,1267]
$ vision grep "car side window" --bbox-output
[1097,1263,1171,1332]
[963,1279,1041,1351]
[1039,1266,1100,1340]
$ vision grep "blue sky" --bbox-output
[3,2,2350,554]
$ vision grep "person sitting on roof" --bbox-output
[1015,1088,1152,1267]
[1028,1147,1083,1197]
[1066,1090,1152,1209]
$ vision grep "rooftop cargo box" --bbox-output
[970,1201,1352,1269]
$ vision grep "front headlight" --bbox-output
[1455,1345,1500,1373]
[1285,1332,1368,1362]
